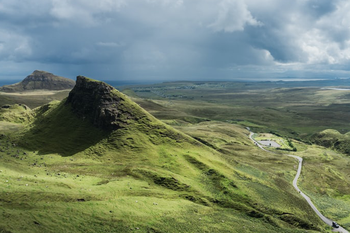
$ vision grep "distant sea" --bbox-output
[0,80,21,86]
[321,87,350,91]
[0,79,157,88]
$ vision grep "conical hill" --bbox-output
[0,70,75,92]
[19,76,194,156]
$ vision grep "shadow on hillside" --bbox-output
[19,101,110,157]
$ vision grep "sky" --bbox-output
[1,0,350,82]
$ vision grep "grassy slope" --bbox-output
[17,100,109,156]
[0,104,33,124]
[0,96,329,232]
[290,140,350,229]
[181,123,350,229]
[0,90,70,109]
[1,79,348,232]
[311,129,350,155]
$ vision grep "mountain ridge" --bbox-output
[0,70,75,92]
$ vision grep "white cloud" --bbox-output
[1,0,350,80]
[209,0,262,32]
[0,30,32,61]
[96,42,124,47]
[290,1,350,65]
[50,0,126,26]
[299,29,335,64]
[146,0,183,7]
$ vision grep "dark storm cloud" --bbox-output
[0,0,350,81]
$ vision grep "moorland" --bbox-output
[0,76,349,232]
[122,80,350,152]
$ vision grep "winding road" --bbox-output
[249,132,349,233]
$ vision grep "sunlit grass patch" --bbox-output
[2,79,348,232]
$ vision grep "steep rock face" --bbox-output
[66,76,142,130]
[0,70,75,92]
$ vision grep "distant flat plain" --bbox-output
[120,81,350,140]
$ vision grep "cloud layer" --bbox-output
[0,0,350,81]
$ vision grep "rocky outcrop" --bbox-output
[0,70,75,92]
[66,76,141,130]
[21,75,190,156]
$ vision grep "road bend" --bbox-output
[249,132,349,233]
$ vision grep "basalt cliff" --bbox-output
[66,76,139,130]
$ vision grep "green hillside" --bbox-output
[0,104,33,123]
[311,129,350,155]
[0,77,333,232]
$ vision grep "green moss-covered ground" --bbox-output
[1,79,349,232]
[0,109,329,232]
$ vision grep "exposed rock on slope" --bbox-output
[0,70,75,92]
[65,76,191,143]
[66,76,147,130]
